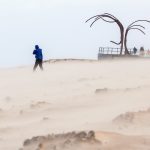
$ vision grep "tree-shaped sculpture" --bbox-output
[124,20,150,54]
[86,13,124,55]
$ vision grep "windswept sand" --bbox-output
[1,58,150,149]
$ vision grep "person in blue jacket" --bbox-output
[33,45,43,71]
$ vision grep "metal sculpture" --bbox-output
[86,13,124,55]
[124,20,150,54]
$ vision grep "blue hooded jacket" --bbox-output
[33,46,43,60]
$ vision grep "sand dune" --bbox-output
[21,131,101,150]
[96,131,150,150]
[113,108,150,125]
[1,59,150,149]
[112,108,150,134]
[20,131,150,150]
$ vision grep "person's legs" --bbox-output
[33,60,38,71]
[39,59,43,70]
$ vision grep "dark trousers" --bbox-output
[33,59,43,71]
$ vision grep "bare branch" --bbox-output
[128,20,150,28]
[86,15,115,25]
[110,41,121,45]
[129,27,146,34]
[129,24,145,30]
[85,15,99,23]
[103,13,118,20]
[100,17,115,23]
[89,16,115,27]
[89,17,101,27]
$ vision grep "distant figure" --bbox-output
[133,47,137,55]
[33,45,43,71]
[98,50,102,60]
[140,46,144,56]
[147,49,150,56]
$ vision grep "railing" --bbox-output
[98,47,135,60]
[98,47,133,55]
[98,47,150,59]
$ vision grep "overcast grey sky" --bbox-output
[0,0,150,67]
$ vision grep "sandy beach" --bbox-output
[1,58,150,149]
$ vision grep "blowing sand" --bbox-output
[1,58,150,149]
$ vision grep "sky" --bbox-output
[0,0,150,67]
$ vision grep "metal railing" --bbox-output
[98,47,133,55]
[97,47,135,60]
